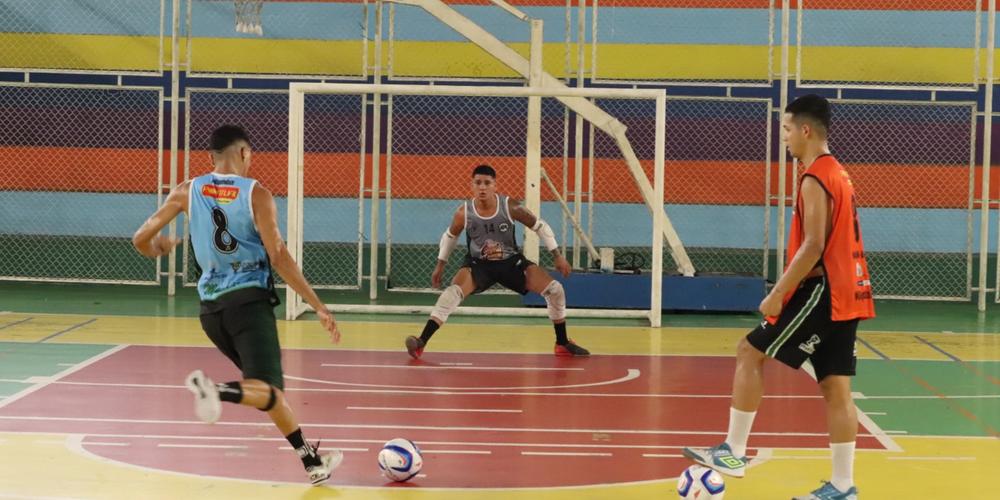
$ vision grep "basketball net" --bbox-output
[234,0,263,36]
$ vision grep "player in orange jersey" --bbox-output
[684,95,874,500]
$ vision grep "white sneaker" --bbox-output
[184,369,222,424]
[306,447,344,485]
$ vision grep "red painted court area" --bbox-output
[0,346,886,488]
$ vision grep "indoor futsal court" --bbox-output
[3,0,1000,499]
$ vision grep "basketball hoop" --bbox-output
[234,0,263,36]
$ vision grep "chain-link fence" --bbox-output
[591,97,771,276]
[188,0,368,78]
[184,89,364,289]
[593,0,773,86]
[797,0,980,90]
[813,100,976,299]
[0,83,163,283]
[0,0,164,74]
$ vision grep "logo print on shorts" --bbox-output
[799,334,822,355]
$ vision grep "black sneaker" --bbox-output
[554,339,590,357]
[405,335,426,359]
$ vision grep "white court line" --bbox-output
[865,412,887,416]
[49,379,829,399]
[158,443,248,449]
[884,430,909,435]
[522,451,612,457]
[56,363,76,367]
[82,441,130,447]
[347,406,522,414]
[807,366,904,453]
[278,446,368,452]
[887,456,976,461]
[0,494,83,500]
[2,430,875,452]
[0,415,887,438]
[0,344,128,410]
[421,450,491,455]
[323,363,583,372]
[440,362,473,366]
[641,453,683,458]
[24,376,52,384]
[286,368,640,391]
[858,394,1000,400]
[59,434,665,492]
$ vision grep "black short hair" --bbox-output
[209,125,251,152]
[785,94,831,132]
[472,164,496,178]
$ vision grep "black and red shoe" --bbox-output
[405,335,426,359]
[554,339,590,357]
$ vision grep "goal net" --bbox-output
[286,83,678,326]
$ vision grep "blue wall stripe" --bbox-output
[0,192,982,253]
[0,2,985,49]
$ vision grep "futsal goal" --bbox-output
[284,82,691,327]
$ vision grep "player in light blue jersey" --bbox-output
[132,125,342,485]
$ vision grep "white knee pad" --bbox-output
[541,280,566,321]
[431,284,464,323]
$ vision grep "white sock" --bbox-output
[724,407,756,457]
[830,441,855,492]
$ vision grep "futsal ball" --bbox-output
[677,465,725,499]
[377,438,423,482]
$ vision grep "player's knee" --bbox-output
[736,337,764,363]
[818,376,852,403]
[256,385,277,412]
[541,280,565,321]
[431,284,464,323]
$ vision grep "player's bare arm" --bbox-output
[759,176,829,316]
[508,199,571,277]
[431,204,466,288]
[132,181,189,258]
[252,183,340,343]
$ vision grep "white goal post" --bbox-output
[286,82,673,326]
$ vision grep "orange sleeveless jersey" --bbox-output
[783,155,875,321]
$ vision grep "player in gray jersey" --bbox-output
[405,164,590,358]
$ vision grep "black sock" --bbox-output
[286,428,322,467]
[217,382,243,404]
[554,322,568,345]
[419,319,440,344]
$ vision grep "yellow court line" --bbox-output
[0,433,997,499]
[2,313,999,361]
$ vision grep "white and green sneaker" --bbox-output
[792,481,858,499]
[682,442,748,478]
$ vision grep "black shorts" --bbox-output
[463,253,534,295]
[746,276,858,382]
[199,297,285,390]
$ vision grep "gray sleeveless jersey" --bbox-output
[465,194,519,260]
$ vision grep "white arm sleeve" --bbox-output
[531,219,559,252]
[437,230,458,261]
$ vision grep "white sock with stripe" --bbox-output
[724,407,756,458]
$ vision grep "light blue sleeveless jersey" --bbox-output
[189,173,271,301]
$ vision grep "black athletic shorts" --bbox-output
[746,276,859,382]
[463,253,534,295]
[199,288,284,390]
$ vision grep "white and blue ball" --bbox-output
[677,465,725,499]
[377,438,423,482]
